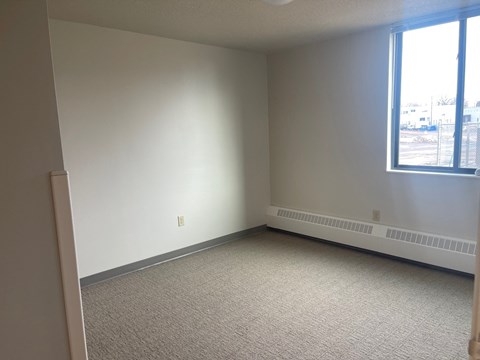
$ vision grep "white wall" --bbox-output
[0,1,70,359]
[49,20,270,278]
[268,28,479,242]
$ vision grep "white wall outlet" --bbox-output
[177,215,185,227]
[372,210,380,222]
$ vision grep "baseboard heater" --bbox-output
[267,206,475,274]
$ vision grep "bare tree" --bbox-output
[436,96,456,105]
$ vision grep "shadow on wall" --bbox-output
[50,20,270,278]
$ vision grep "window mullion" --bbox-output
[392,33,403,168]
[453,20,467,170]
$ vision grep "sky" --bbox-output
[400,16,480,107]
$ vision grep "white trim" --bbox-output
[50,171,88,360]
[386,169,480,179]
[469,203,480,360]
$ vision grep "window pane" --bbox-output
[461,16,480,169]
[398,22,459,167]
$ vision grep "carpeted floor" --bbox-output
[82,230,473,360]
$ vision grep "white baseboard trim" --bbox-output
[50,171,88,360]
[267,206,475,274]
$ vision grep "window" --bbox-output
[391,9,480,174]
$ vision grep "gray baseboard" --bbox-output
[80,225,267,287]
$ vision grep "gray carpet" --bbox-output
[82,230,473,359]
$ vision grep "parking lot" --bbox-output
[398,125,478,168]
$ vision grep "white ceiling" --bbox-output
[47,0,480,53]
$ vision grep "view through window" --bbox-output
[392,13,480,173]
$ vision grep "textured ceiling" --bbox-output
[47,0,480,53]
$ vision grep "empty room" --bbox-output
[4,0,480,359]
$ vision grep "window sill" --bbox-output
[387,168,480,179]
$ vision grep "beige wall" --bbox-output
[0,1,70,359]
[49,20,270,278]
[268,28,479,241]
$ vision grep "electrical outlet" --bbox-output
[177,215,185,227]
[372,210,380,222]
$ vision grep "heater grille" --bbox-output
[269,206,475,273]
[277,208,373,235]
[386,228,476,255]
[276,208,475,256]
